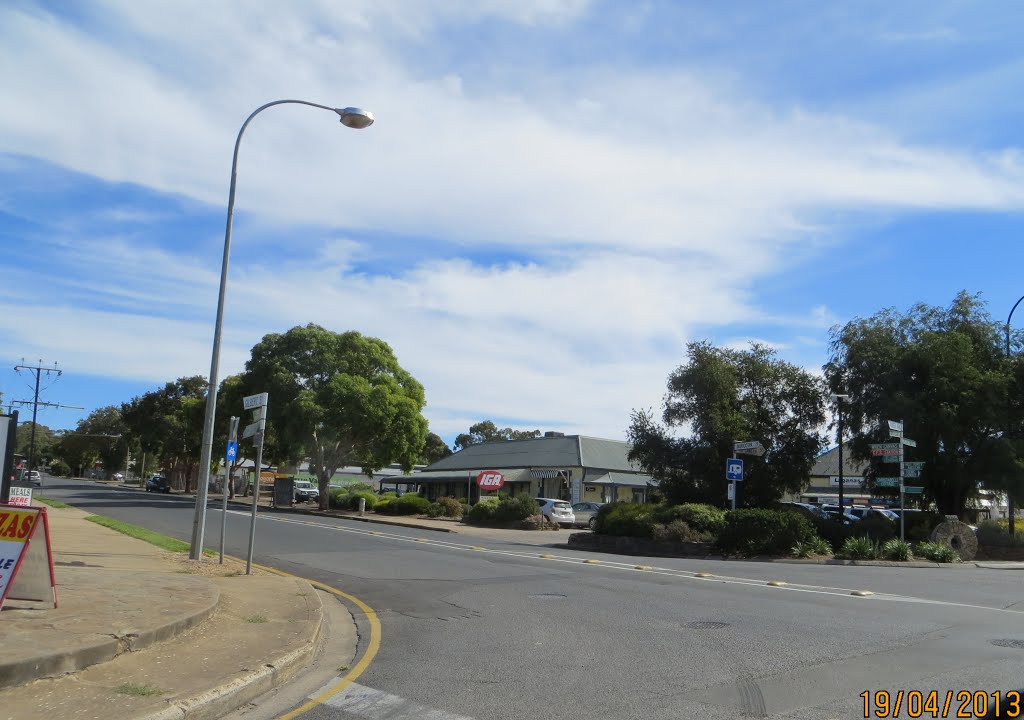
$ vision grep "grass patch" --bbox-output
[246,614,268,624]
[85,515,215,556]
[115,683,162,697]
[35,496,71,509]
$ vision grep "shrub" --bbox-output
[881,538,913,561]
[716,509,815,557]
[840,536,878,560]
[379,491,398,500]
[426,502,445,518]
[49,459,71,477]
[594,502,657,537]
[374,499,392,513]
[460,503,472,516]
[858,516,897,543]
[791,536,832,558]
[377,494,431,515]
[915,541,961,563]
[328,488,349,509]
[976,520,1024,548]
[655,504,726,536]
[904,511,946,543]
[465,499,500,525]
[345,483,375,494]
[436,496,464,518]
[348,491,378,511]
[651,519,710,544]
[811,516,854,552]
[493,494,539,524]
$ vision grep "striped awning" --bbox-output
[530,469,565,479]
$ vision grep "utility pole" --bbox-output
[13,360,63,479]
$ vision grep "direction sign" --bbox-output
[902,461,925,478]
[870,443,900,451]
[875,477,901,487]
[887,420,904,433]
[901,437,917,448]
[902,486,924,494]
[242,392,268,410]
[733,441,764,456]
[880,455,901,463]
[226,442,238,461]
[726,458,743,482]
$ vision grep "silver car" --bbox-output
[571,502,605,529]
[536,498,575,527]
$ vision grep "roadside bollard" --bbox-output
[359,498,366,516]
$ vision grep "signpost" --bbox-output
[219,416,239,565]
[242,394,268,575]
[902,462,925,479]
[875,477,901,487]
[733,441,765,456]
[726,458,743,510]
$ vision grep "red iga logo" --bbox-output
[475,470,505,491]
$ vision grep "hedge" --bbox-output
[716,508,816,557]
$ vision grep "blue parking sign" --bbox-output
[226,442,238,461]
[726,458,743,482]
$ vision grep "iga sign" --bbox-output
[475,470,505,491]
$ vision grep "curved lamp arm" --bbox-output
[189,100,373,559]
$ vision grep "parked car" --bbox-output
[293,480,320,503]
[847,506,898,521]
[780,502,827,520]
[536,498,575,527]
[571,502,605,529]
[146,475,171,493]
[111,472,124,481]
[823,509,860,525]
[27,470,42,486]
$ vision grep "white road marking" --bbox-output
[320,681,475,720]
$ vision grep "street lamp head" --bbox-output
[335,107,374,129]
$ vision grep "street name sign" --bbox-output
[901,437,917,448]
[734,441,765,456]
[242,392,268,410]
[902,462,925,478]
[875,477,901,487]
[903,486,924,494]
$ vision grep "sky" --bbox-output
[2,0,1024,447]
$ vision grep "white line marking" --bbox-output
[324,681,475,720]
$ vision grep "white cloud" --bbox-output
[2,3,1024,440]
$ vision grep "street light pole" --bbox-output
[1004,296,1024,538]
[831,394,850,513]
[188,100,375,560]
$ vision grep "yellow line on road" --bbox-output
[234,560,381,720]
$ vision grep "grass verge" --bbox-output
[35,496,72,509]
[85,515,215,556]
[115,683,163,697]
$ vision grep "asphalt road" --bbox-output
[41,478,1024,720]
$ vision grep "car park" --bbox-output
[536,498,575,527]
[146,475,171,493]
[293,480,320,503]
[571,501,605,529]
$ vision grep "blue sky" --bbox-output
[2,0,1023,445]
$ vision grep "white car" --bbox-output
[28,470,42,486]
[536,498,575,527]
[293,480,320,503]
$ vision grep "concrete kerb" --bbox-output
[142,597,324,720]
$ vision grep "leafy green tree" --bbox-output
[453,420,542,451]
[121,377,207,491]
[242,324,429,510]
[628,342,827,507]
[420,432,452,464]
[824,291,1020,516]
[52,407,126,477]
[16,422,57,465]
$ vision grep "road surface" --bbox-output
[42,478,1024,719]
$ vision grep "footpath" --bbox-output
[0,501,337,720]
